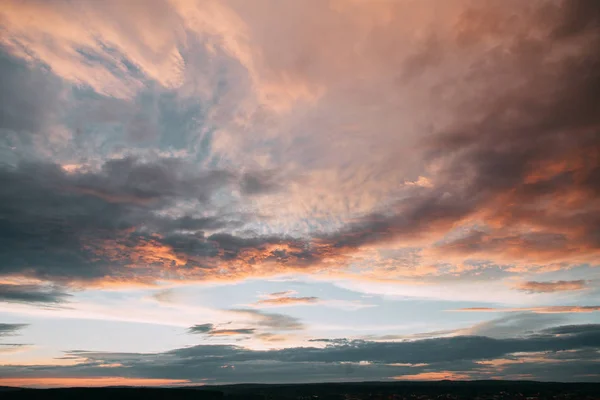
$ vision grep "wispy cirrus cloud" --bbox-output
[249,291,374,310]
[0,284,70,305]
[188,324,255,336]
[514,280,588,293]
[256,296,319,306]
[187,308,304,344]
[228,309,304,332]
[254,291,319,307]
[0,323,27,338]
[454,306,600,314]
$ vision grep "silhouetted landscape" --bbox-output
[2,381,600,400]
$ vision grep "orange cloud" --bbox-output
[255,296,319,306]
[393,371,472,381]
[0,0,184,97]
[254,332,294,343]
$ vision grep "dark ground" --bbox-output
[1,381,599,400]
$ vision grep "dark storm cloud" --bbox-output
[0,284,70,305]
[2,323,600,383]
[0,157,284,283]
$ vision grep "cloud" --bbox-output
[187,308,303,340]
[515,280,588,293]
[209,328,256,336]
[150,289,176,303]
[0,284,70,305]
[455,306,600,314]
[254,333,291,343]
[459,313,565,339]
[188,324,214,334]
[0,0,185,98]
[0,158,285,285]
[393,371,471,381]
[255,292,319,307]
[2,323,600,384]
[0,51,64,135]
[250,291,372,310]
[268,290,297,297]
[0,343,30,354]
[0,0,598,288]
[0,323,29,355]
[188,323,255,336]
[229,309,304,331]
[0,323,27,337]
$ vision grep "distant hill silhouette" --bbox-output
[0,387,224,400]
[2,381,600,399]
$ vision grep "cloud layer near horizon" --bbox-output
[2,322,600,385]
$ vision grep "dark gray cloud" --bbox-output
[240,171,281,195]
[423,1,600,256]
[188,324,214,334]
[0,323,27,337]
[0,284,70,305]
[552,0,600,39]
[188,324,255,336]
[168,322,600,368]
[0,157,283,283]
[0,50,63,134]
[2,323,600,383]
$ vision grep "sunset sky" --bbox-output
[0,0,599,387]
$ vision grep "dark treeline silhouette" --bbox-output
[2,381,600,400]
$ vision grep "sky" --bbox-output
[0,0,599,388]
